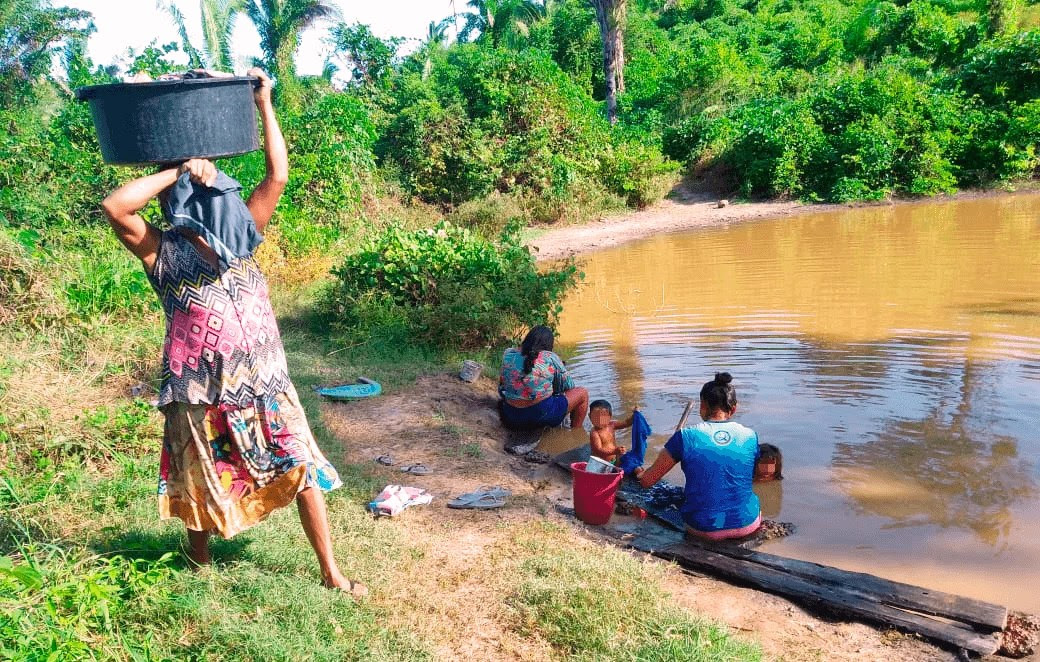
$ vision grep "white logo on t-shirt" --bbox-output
[713,430,732,446]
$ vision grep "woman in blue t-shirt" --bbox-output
[498,326,589,430]
[633,372,762,540]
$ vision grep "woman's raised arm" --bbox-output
[102,160,217,272]
[102,167,178,271]
[245,68,287,233]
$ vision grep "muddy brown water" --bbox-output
[540,193,1040,613]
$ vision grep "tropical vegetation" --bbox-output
[2,0,1040,657]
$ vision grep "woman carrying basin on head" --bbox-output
[100,70,364,597]
[634,372,763,540]
[498,325,589,430]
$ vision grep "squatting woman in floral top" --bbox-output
[499,325,589,430]
[101,70,365,597]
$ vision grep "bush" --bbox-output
[446,193,527,237]
[957,31,1040,105]
[219,92,379,256]
[723,96,828,198]
[379,94,502,206]
[701,64,966,200]
[599,140,680,208]
[0,228,64,329]
[323,221,580,349]
[847,0,979,66]
[0,102,123,231]
[376,45,676,210]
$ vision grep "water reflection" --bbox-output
[832,359,1036,548]
[553,193,1040,611]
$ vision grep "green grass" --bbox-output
[0,264,758,662]
[1,442,432,661]
[509,533,760,661]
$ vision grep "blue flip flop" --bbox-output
[447,486,511,510]
[318,377,382,401]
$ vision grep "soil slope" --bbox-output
[320,375,957,661]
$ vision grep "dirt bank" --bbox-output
[528,186,1038,262]
[319,374,967,661]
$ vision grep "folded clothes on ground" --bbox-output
[368,484,433,517]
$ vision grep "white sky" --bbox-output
[62,0,464,76]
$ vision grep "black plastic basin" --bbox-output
[75,77,259,165]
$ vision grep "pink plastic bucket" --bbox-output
[571,461,624,525]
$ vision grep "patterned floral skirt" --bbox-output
[158,384,341,539]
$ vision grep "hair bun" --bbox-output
[714,372,733,385]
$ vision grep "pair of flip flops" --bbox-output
[374,455,432,476]
[447,486,511,510]
[400,463,431,476]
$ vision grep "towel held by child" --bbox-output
[589,400,652,475]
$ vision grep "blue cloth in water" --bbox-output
[619,410,651,475]
[162,170,262,270]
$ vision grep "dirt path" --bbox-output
[320,375,964,661]
[529,189,834,261]
[528,185,1037,262]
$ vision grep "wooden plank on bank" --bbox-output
[704,544,1007,632]
[655,543,1003,656]
[553,443,590,470]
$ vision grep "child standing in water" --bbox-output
[589,400,636,463]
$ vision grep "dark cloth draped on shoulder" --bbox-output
[161,170,262,270]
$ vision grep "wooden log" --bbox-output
[656,543,1003,656]
[697,544,1007,632]
[557,443,1007,646]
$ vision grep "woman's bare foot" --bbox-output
[186,528,212,569]
[323,571,368,599]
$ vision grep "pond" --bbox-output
[544,193,1040,613]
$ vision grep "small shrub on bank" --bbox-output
[0,550,177,660]
[323,221,580,349]
[446,184,629,236]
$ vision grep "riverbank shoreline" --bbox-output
[529,185,1040,262]
[317,374,959,661]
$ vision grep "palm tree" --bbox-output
[421,18,454,78]
[243,0,340,82]
[458,0,545,48]
[159,1,204,68]
[157,0,241,72]
[588,0,626,125]
[200,0,243,72]
[425,18,452,47]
